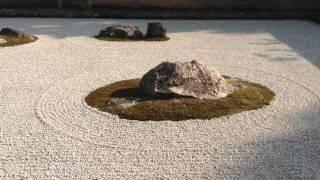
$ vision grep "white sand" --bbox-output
[0,19,320,179]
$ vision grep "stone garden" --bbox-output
[0,19,319,179]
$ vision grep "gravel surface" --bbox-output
[0,18,320,179]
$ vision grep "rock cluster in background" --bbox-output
[96,22,168,40]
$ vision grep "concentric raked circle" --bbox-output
[36,66,320,149]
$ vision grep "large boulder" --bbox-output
[97,24,143,39]
[139,60,234,99]
[145,22,167,38]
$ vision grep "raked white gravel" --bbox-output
[0,18,320,179]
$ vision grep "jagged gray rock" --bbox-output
[139,60,234,99]
[97,25,143,39]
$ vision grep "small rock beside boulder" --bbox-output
[97,24,143,40]
[106,97,141,109]
[145,22,167,38]
[0,27,35,40]
[139,60,234,99]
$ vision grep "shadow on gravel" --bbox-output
[233,130,320,179]
[218,102,320,179]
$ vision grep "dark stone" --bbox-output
[1,27,26,37]
[139,60,234,99]
[0,27,35,40]
[145,22,167,38]
[97,24,143,39]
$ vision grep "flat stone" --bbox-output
[0,38,7,44]
[225,77,248,90]
[97,24,143,39]
[139,60,234,99]
[106,97,141,109]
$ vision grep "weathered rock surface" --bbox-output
[0,27,35,40]
[145,22,167,38]
[139,60,234,99]
[97,25,143,39]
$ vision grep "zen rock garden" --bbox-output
[0,27,37,47]
[85,60,275,121]
[2,18,320,179]
[95,22,170,41]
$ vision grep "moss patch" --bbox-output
[85,78,275,121]
[0,35,38,48]
[94,35,170,42]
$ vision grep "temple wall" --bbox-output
[0,0,319,10]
